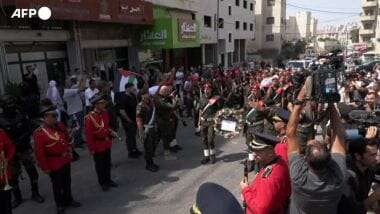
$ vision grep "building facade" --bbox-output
[360,0,378,45]
[286,16,300,41]
[247,0,286,61]
[197,0,256,67]
[286,11,318,42]
[295,11,311,39]
[141,0,201,71]
[359,0,380,56]
[0,0,154,94]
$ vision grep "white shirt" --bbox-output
[85,88,99,107]
[63,87,84,115]
[175,71,184,85]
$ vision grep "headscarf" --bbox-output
[46,80,63,109]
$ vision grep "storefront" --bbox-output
[140,6,201,72]
[0,0,154,94]
[0,19,71,96]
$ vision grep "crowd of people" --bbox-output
[1,57,380,214]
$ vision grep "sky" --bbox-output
[287,0,361,29]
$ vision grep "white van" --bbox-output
[286,60,312,70]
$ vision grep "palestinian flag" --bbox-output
[119,69,142,92]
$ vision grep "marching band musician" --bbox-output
[33,106,81,214]
[0,95,44,208]
[199,83,223,165]
[245,93,266,171]
[0,129,15,214]
[84,94,118,192]
[240,132,291,214]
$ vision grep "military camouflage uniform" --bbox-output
[136,101,158,168]
[155,95,177,157]
[0,110,44,206]
[199,94,223,164]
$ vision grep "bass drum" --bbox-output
[214,108,245,139]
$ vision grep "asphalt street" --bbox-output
[14,119,247,214]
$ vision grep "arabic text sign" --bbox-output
[141,30,168,41]
[178,19,198,41]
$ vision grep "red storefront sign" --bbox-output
[6,0,153,24]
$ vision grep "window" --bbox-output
[266,17,275,25]
[218,18,224,28]
[229,6,232,15]
[191,13,196,20]
[267,0,275,6]
[250,23,253,31]
[229,33,232,43]
[236,0,240,6]
[235,21,240,29]
[250,3,254,11]
[243,0,247,8]
[281,18,286,25]
[243,22,247,30]
[266,34,275,41]
[204,16,212,28]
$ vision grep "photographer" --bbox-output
[287,81,346,214]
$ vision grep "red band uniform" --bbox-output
[0,129,15,214]
[85,95,117,191]
[33,118,77,212]
[242,132,291,214]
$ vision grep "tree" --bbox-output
[350,28,359,43]
[278,40,307,61]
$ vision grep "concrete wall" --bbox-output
[248,0,286,56]
[197,0,256,65]
[286,16,300,41]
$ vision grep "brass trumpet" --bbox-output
[0,151,12,191]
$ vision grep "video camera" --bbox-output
[291,67,341,104]
[348,109,380,136]
[311,66,341,103]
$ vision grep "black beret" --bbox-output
[190,182,243,214]
[249,131,279,150]
[90,94,107,105]
[39,106,57,116]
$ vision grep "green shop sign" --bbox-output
[141,18,200,49]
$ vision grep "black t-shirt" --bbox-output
[118,93,137,123]
[345,158,375,214]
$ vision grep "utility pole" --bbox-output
[216,0,220,66]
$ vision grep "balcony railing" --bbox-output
[360,28,375,35]
[361,14,377,21]
[362,0,378,8]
